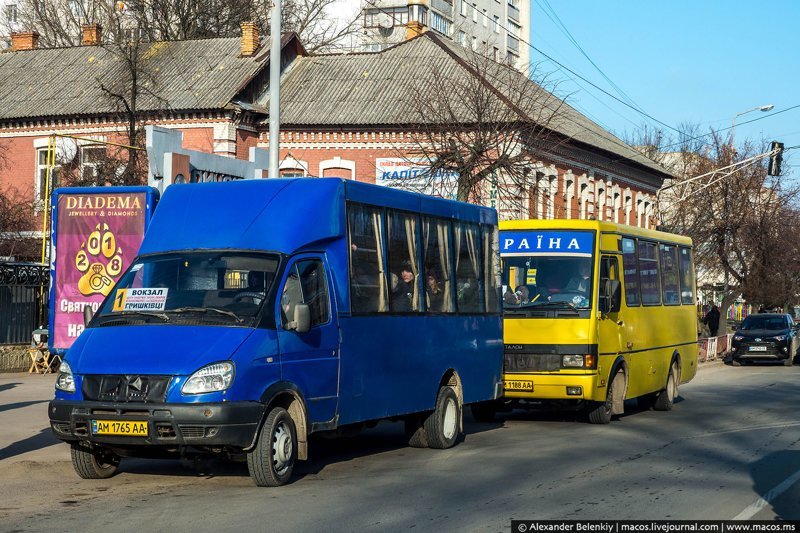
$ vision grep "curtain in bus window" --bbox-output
[621,237,640,306]
[659,244,680,305]
[678,247,694,304]
[454,222,482,312]
[423,217,453,312]
[347,204,388,313]
[387,210,419,312]
[638,241,660,305]
[483,226,500,313]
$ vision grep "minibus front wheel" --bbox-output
[247,407,297,487]
[70,442,120,479]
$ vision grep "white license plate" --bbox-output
[749,346,767,352]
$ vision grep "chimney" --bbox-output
[405,21,426,41]
[240,22,259,57]
[81,24,102,46]
[10,31,39,52]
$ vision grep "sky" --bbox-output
[528,1,800,177]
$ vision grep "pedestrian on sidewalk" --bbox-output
[703,304,721,337]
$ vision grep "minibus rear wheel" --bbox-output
[424,386,462,449]
[70,442,120,479]
[247,407,297,487]
[653,361,679,411]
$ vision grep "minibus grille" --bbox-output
[82,375,171,403]
[504,353,562,372]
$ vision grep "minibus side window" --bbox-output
[348,203,388,313]
[678,247,694,304]
[659,244,680,306]
[387,209,421,313]
[483,225,500,313]
[598,256,619,312]
[638,241,661,305]
[621,237,640,306]
[281,260,330,328]
[422,216,454,313]
[454,222,482,313]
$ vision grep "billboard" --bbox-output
[375,158,458,199]
[50,187,158,352]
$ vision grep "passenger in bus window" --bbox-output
[391,261,415,312]
[504,286,520,305]
[514,285,530,304]
[426,270,445,311]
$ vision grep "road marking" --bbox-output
[733,467,800,520]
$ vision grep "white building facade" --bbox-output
[359,0,530,71]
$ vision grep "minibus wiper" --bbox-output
[97,311,170,322]
[534,301,580,312]
[170,306,244,323]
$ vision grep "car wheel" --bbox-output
[404,414,429,448]
[247,407,297,487]
[784,356,794,367]
[70,442,120,479]
[731,358,741,366]
[423,386,461,449]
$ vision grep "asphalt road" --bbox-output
[1,360,799,531]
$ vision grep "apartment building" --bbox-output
[0,0,20,49]
[359,0,530,71]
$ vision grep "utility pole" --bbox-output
[268,0,282,178]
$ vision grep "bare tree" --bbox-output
[396,44,568,210]
[631,125,800,333]
[9,0,361,53]
[0,186,38,261]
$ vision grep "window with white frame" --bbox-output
[458,30,466,46]
[472,4,477,22]
[5,3,18,24]
[80,145,106,182]
[507,20,521,37]
[430,12,451,36]
[35,148,60,205]
[482,9,487,27]
[508,0,519,7]
[493,15,499,33]
[460,0,467,16]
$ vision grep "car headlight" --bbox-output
[774,335,786,342]
[182,362,234,395]
[733,335,744,341]
[55,360,75,393]
[562,354,584,368]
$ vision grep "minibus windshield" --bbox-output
[95,252,280,327]
[501,255,594,311]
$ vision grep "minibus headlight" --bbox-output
[562,355,584,368]
[182,362,234,395]
[55,360,75,393]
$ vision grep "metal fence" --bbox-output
[0,262,49,345]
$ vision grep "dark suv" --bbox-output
[730,313,798,366]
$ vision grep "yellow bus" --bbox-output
[474,219,698,424]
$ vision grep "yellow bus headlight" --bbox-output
[562,355,584,367]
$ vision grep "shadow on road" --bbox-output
[0,382,22,394]
[0,399,49,414]
[0,427,60,461]
[748,451,800,520]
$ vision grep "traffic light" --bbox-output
[767,141,784,176]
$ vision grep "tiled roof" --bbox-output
[279,33,670,177]
[0,37,269,120]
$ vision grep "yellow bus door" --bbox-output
[596,255,632,400]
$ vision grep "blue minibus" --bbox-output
[49,178,503,486]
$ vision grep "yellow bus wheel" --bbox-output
[653,361,679,411]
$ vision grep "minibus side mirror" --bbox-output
[83,306,94,327]
[288,304,311,334]
[601,280,621,314]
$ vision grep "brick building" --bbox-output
[0,24,668,247]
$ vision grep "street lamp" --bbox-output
[730,104,774,148]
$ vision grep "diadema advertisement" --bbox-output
[52,192,147,351]
[375,158,459,198]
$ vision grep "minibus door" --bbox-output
[277,255,340,424]
[597,255,627,385]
